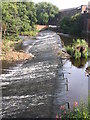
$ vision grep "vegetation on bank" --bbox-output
[1,36,33,63]
[65,39,88,59]
[1,2,59,62]
[2,2,37,35]
[60,13,83,36]
[20,30,38,36]
[56,100,90,119]
[2,2,59,36]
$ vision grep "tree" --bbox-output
[2,2,37,35]
[24,2,37,29]
[36,2,59,25]
[70,13,83,35]
[16,2,31,32]
[2,2,20,35]
[60,17,71,33]
[60,13,83,35]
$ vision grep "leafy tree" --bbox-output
[24,2,37,29]
[36,2,59,25]
[16,2,31,32]
[2,2,37,36]
[37,12,49,24]
[60,13,83,35]
[70,13,83,35]
[2,2,20,35]
[60,17,71,33]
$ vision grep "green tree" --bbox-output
[36,2,59,25]
[70,13,83,35]
[16,2,31,32]
[60,17,71,33]
[24,2,37,30]
[2,2,20,35]
[2,2,37,36]
[60,13,83,35]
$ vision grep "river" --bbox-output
[1,30,89,118]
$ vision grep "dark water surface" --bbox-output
[1,30,88,118]
[60,33,90,46]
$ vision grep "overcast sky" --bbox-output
[33,0,90,10]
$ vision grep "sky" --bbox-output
[33,0,90,10]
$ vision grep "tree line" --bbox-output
[2,2,59,36]
[60,13,83,36]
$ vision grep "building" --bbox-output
[87,2,90,32]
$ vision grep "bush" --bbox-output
[74,50,81,59]
[65,46,74,56]
[65,39,88,59]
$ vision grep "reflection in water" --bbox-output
[59,34,89,115]
[70,58,87,68]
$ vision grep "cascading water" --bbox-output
[1,30,65,118]
[1,30,88,118]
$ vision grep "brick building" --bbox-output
[87,2,90,32]
[82,2,90,33]
[50,3,90,33]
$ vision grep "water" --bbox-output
[60,33,90,46]
[1,30,89,118]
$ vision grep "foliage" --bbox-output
[2,2,20,35]
[20,31,37,37]
[88,48,90,58]
[2,1,59,36]
[60,13,83,35]
[36,2,59,25]
[65,39,88,59]
[60,17,71,34]
[71,58,87,68]
[65,45,74,56]
[56,101,90,119]
[2,2,37,36]
[2,37,22,53]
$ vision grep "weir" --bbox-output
[1,30,68,118]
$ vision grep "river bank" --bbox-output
[1,38,34,69]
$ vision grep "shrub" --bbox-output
[65,39,88,59]
[65,46,74,56]
[74,50,81,59]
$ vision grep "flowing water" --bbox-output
[1,30,88,118]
